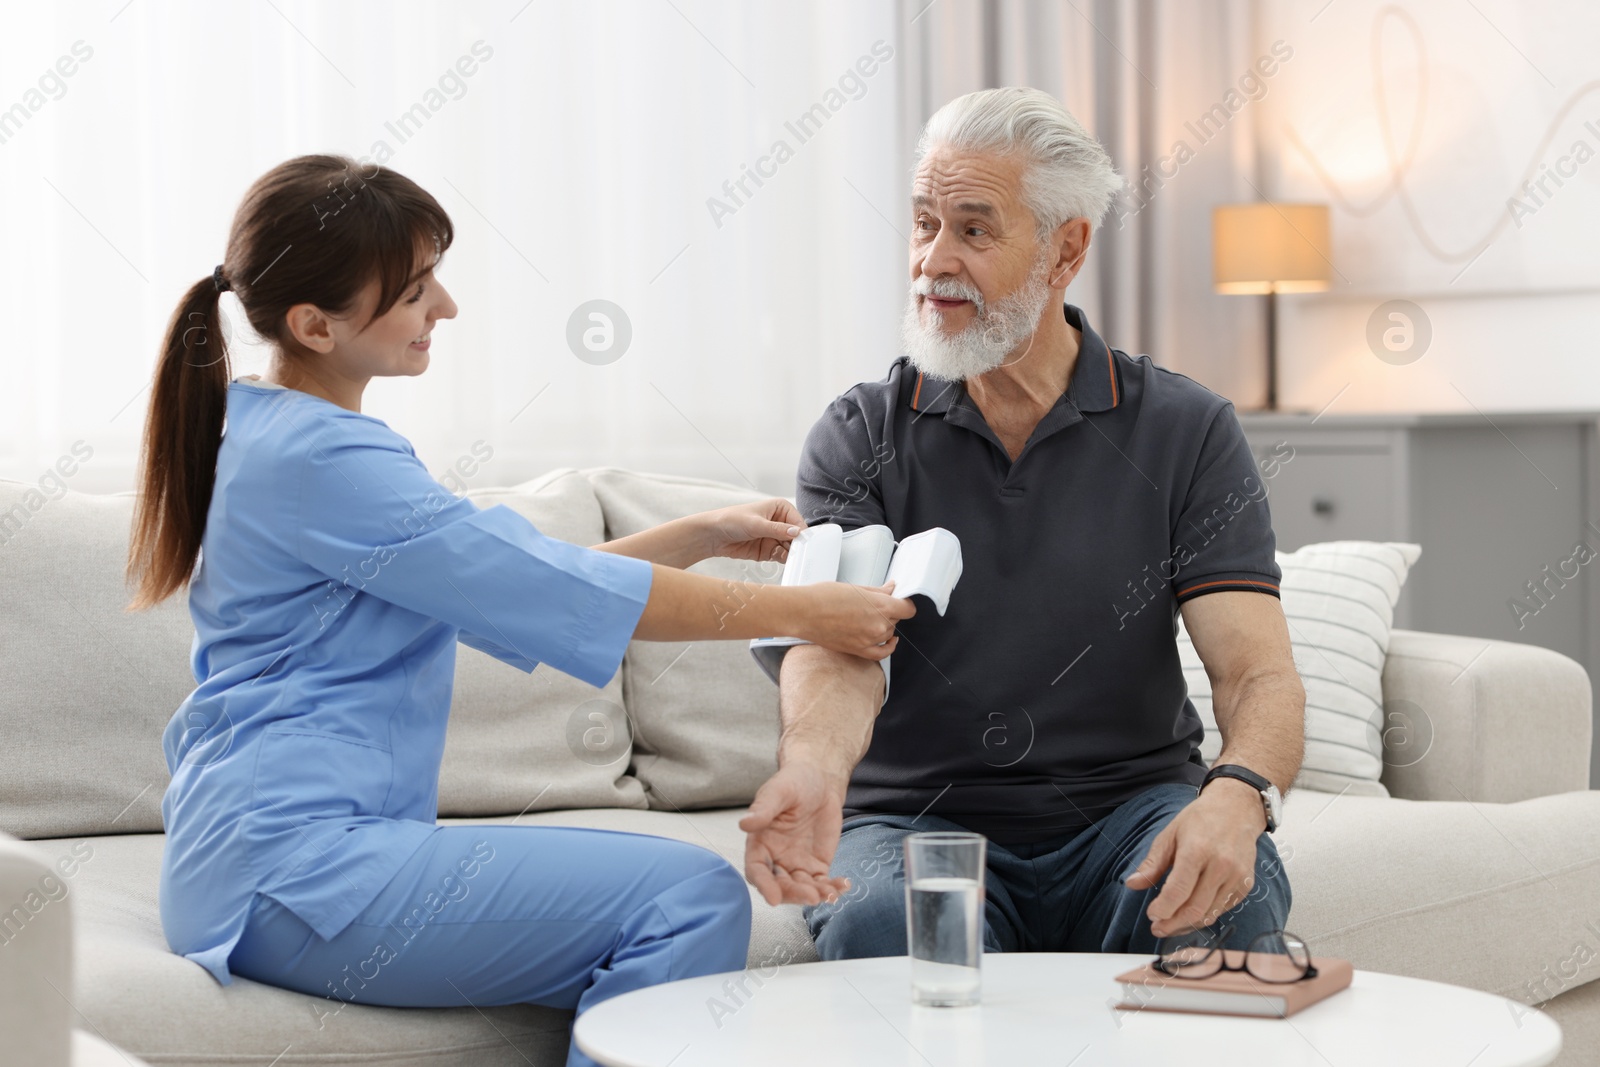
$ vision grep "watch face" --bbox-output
[1265,784,1283,827]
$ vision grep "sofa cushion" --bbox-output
[60,812,806,1066]
[58,833,572,1066]
[1532,976,1600,1064]
[60,786,1600,1064]
[1181,540,1421,797]
[0,471,642,841]
[585,468,787,811]
[1275,787,1600,1002]
[443,470,647,816]
[0,480,193,837]
[74,1032,154,1067]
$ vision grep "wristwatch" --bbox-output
[1201,763,1282,833]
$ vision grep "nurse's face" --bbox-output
[347,260,460,379]
[284,252,459,381]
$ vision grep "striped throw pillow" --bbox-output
[1178,541,1422,797]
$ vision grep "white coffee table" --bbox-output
[574,952,1561,1067]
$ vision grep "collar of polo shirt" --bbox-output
[908,303,1122,418]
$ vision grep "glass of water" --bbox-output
[903,831,986,1006]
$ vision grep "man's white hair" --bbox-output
[915,87,1124,237]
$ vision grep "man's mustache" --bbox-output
[912,276,985,315]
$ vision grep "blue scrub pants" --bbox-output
[805,782,1291,958]
[229,825,752,1067]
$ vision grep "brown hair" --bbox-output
[126,154,454,609]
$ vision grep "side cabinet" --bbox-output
[1237,412,1600,787]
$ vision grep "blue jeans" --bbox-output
[805,782,1290,958]
[228,825,751,1067]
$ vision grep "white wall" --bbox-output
[1257,0,1600,414]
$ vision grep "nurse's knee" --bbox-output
[640,849,750,975]
[704,860,752,928]
[630,834,737,887]
[642,840,750,927]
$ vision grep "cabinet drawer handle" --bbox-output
[1312,498,1335,516]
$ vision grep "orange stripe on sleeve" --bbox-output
[1177,578,1281,595]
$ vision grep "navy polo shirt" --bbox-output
[792,302,1282,846]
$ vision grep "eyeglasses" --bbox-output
[1154,924,1318,984]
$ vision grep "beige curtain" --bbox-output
[894,0,1269,406]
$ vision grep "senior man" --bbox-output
[740,86,1306,958]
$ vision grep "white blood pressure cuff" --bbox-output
[747,524,962,707]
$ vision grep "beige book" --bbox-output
[1114,955,1354,1018]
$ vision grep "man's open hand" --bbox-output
[739,762,852,906]
[1123,778,1267,939]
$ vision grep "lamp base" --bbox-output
[1266,289,1277,411]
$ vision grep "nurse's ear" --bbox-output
[283,302,339,355]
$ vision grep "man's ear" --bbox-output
[1048,217,1093,289]
[284,303,336,354]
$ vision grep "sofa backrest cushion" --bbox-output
[585,467,786,811]
[1178,540,1423,797]
[442,469,648,815]
[0,479,194,838]
[0,470,644,840]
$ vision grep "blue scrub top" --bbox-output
[158,377,653,984]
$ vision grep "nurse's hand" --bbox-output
[699,498,805,564]
[798,581,914,659]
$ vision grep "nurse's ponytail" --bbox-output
[126,273,232,610]
[127,155,453,609]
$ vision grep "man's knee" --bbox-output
[801,820,915,958]
[1219,835,1293,939]
[807,873,908,960]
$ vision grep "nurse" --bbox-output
[126,154,912,1067]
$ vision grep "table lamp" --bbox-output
[1212,202,1331,411]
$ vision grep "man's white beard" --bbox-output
[900,251,1056,382]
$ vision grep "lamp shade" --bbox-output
[1212,203,1331,294]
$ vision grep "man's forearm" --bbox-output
[776,643,885,791]
[1211,666,1306,795]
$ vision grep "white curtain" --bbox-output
[1,0,907,495]
[2,0,1277,499]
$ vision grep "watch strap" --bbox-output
[1203,763,1270,792]
[1203,763,1277,831]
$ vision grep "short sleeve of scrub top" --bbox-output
[294,417,654,688]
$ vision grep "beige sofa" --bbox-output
[3,467,1597,1065]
